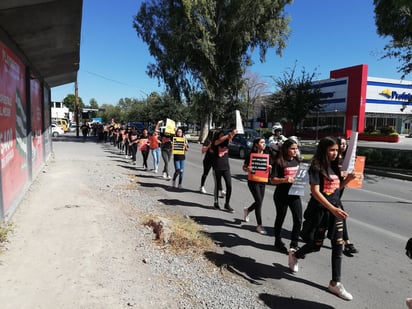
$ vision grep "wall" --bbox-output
[0,40,51,221]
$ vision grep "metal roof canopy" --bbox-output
[0,0,82,88]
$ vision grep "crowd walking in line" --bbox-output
[101,119,367,303]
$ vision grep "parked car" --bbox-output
[51,123,64,137]
[224,128,259,159]
[69,123,79,132]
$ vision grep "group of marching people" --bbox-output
[198,123,358,301]
[236,124,359,301]
[110,119,360,301]
[109,120,189,189]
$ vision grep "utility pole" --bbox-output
[75,80,79,137]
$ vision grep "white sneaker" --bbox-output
[256,225,267,235]
[219,190,226,198]
[178,184,183,189]
[167,175,172,179]
[154,168,158,173]
[288,248,299,272]
[200,186,207,194]
[328,282,353,301]
[243,207,250,222]
[163,172,167,179]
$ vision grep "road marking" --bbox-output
[360,188,412,204]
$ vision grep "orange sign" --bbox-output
[346,156,366,188]
[247,153,269,182]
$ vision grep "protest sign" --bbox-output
[288,163,310,196]
[346,156,365,188]
[172,137,186,155]
[341,131,358,172]
[248,153,269,182]
[165,118,176,135]
[235,110,244,134]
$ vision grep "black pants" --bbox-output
[161,149,171,176]
[295,216,344,282]
[130,143,137,162]
[201,158,222,190]
[141,150,149,168]
[273,193,302,246]
[247,181,266,225]
[214,169,232,205]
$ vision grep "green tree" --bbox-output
[63,94,84,112]
[133,0,292,129]
[269,64,322,134]
[89,98,99,110]
[374,0,412,78]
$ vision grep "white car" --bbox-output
[52,123,64,137]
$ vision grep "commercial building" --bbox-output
[300,64,412,138]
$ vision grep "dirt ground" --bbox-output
[0,138,176,309]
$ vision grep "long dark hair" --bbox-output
[311,136,340,181]
[276,139,299,168]
[250,137,265,153]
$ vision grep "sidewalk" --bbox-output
[0,136,176,308]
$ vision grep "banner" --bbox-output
[341,131,358,172]
[247,153,269,182]
[0,40,28,212]
[346,156,366,188]
[165,118,176,135]
[235,110,244,134]
[288,163,310,196]
[172,137,186,155]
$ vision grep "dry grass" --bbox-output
[0,222,13,244]
[142,213,215,256]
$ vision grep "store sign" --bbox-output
[379,88,412,101]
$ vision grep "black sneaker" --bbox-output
[214,202,220,210]
[274,241,288,255]
[224,204,234,213]
[344,243,359,254]
[290,242,300,251]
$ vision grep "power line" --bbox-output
[81,69,140,89]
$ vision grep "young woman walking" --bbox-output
[172,128,189,189]
[270,138,302,252]
[289,137,356,301]
[212,129,236,212]
[243,137,271,234]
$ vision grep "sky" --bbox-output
[51,0,405,106]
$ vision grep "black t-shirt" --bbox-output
[271,158,299,196]
[203,139,214,162]
[213,139,230,171]
[309,165,341,206]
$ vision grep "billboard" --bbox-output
[0,40,28,213]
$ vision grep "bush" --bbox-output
[357,147,412,169]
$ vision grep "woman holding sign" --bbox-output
[270,138,302,253]
[172,128,188,189]
[243,137,271,234]
[288,137,356,301]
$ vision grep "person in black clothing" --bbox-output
[243,137,271,234]
[288,137,356,301]
[161,132,173,179]
[212,129,236,212]
[139,128,150,170]
[270,138,302,253]
[199,130,222,194]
